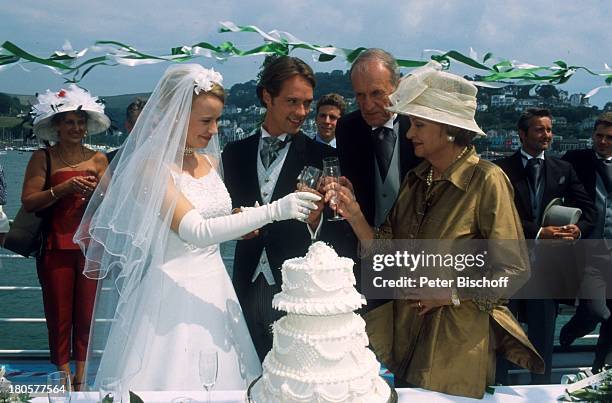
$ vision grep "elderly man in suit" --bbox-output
[495,108,596,383]
[561,112,612,372]
[336,49,419,228]
[334,49,420,308]
[222,56,336,361]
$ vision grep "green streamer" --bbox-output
[1,21,610,97]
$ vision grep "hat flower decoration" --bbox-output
[31,84,110,142]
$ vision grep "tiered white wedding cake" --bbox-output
[250,242,391,403]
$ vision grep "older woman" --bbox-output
[21,85,110,389]
[327,64,544,398]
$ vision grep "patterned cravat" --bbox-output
[373,126,396,181]
[260,136,291,169]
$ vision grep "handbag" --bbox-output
[3,149,52,257]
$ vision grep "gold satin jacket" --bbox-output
[365,148,545,398]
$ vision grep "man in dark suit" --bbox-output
[222,56,336,361]
[560,112,612,372]
[336,49,419,228]
[334,50,419,310]
[495,108,596,383]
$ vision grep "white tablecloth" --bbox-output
[30,385,568,402]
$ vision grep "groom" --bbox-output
[222,56,337,361]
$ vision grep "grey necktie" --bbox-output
[373,126,396,181]
[260,136,290,169]
[526,158,543,193]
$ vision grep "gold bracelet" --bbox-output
[49,187,58,199]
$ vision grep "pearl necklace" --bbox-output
[426,147,470,187]
[184,147,195,156]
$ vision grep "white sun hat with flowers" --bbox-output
[31,84,111,142]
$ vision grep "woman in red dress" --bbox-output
[21,85,110,389]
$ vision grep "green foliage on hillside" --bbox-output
[226,70,353,108]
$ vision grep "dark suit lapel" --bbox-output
[542,155,559,209]
[398,115,411,178]
[271,132,306,202]
[244,130,264,205]
[587,150,599,193]
[509,151,533,218]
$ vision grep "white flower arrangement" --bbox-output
[193,67,223,95]
[31,84,105,121]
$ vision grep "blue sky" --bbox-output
[1,0,610,105]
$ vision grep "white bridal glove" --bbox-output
[178,191,320,248]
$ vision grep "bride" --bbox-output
[74,64,320,391]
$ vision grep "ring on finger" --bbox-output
[417,301,422,309]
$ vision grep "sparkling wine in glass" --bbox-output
[322,157,345,222]
[199,349,218,403]
[297,165,322,191]
[47,371,71,403]
[99,377,123,403]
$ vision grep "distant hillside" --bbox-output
[100,92,150,130]
[226,70,353,108]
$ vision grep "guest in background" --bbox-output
[325,64,543,398]
[314,93,345,148]
[561,112,612,372]
[106,97,147,163]
[21,85,110,389]
[495,108,596,384]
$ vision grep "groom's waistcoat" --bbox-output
[221,130,336,297]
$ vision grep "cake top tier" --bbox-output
[273,242,365,315]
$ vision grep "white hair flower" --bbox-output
[193,67,223,95]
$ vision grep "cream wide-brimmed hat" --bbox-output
[387,61,485,136]
[31,84,111,142]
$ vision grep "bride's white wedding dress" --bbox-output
[93,168,262,391]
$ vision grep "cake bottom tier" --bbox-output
[251,349,390,403]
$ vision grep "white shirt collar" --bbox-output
[261,126,289,142]
[520,148,545,161]
[594,151,612,162]
[371,114,397,131]
[315,133,336,148]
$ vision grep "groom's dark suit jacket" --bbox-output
[223,130,336,290]
[335,110,419,226]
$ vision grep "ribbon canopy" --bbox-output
[1,21,611,97]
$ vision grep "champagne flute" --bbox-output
[297,165,322,191]
[199,349,218,403]
[46,371,70,403]
[322,157,345,222]
[297,166,323,243]
[99,377,122,403]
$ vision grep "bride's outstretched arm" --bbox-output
[164,178,320,248]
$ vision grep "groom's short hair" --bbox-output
[256,56,316,108]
